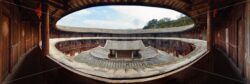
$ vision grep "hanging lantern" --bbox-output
[35,4,42,19]
[213,9,218,17]
[212,0,225,18]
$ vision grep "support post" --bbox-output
[131,51,134,59]
[41,0,50,56]
[245,0,250,82]
[207,9,212,51]
[205,7,215,80]
[38,21,41,42]
[115,51,118,59]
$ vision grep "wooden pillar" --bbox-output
[41,0,49,56]
[115,51,118,59]
[245,0,250,82]
[38,21,41,42]
[131,51,134,59]
[207,10,212,51]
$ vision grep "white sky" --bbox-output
[57,6,184,29]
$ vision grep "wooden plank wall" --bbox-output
[213,3,246,78]
[0,0,40,83]
[245,0,250,83]
[0,4,10,83]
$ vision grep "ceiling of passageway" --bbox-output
[17,0,215,28]
[49,0,207,24]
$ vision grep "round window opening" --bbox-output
[56,5,194,30]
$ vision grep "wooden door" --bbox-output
[0,14,10,82]
[117,51,132,59]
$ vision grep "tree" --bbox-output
[143,16,193,29]
[143,19,158,29]
[157,18,171,28]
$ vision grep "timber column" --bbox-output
[41,0,49,56]
[207,9,212,51]
[206,7,214,78]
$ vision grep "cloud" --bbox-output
[81,19,142,29]
[74,10,91,15]
[57,6,183,29]
[109,6,182,22]
[106,6,182,29]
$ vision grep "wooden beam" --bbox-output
[51,9,58,15]
[245,0,250,82]
[42,0,50,56]
[62,0,69,8]
[174,0,190,8]
[48,0,65,10]
[207,9,212,51]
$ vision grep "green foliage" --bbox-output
[143,19,158,29]
[143,15,193,29]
